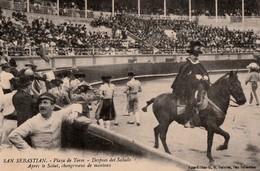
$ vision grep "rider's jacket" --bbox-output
[171,57,210,100]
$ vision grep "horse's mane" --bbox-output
[211,73,229,88]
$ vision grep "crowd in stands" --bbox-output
[92,14,258,54]
[1,0,260,17]
[12,11,28,23]
[0,7,127,56]
[0,5,259,56]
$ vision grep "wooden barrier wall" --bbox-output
[12,53,256,82]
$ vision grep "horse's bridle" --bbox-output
[205,76,240,116]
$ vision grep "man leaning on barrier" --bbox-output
[8,92,92,151]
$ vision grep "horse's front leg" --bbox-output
[207,129,215,164]
[213,126,230,151]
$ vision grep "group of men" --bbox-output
[0,39,211,152]
[0,61,93,151]
[0,57,145,151]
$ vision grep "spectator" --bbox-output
[9,92,91,151]
[0,63,14,94]
[0,78,17,150]
[8,58,18,77]
[12,75,38,127]
[48,79,70,107]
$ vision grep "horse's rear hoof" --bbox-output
[166,151,171,154]
[142,107,147,112]
[153,145,158,149]
[216,145,228,151]
[209,161,216,166]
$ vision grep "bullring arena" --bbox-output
[1,0,260,171]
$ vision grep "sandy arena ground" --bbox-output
[1,72,259,171]
[98,72,260,170]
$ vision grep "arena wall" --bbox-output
[12,53,256,83]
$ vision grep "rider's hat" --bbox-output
[186,41,205,54]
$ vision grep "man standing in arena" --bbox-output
[125,71,142,126]
[171,41,210,128]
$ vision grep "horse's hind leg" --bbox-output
[154,125,160,149]
[159,124,171,154]
[213,126,230,151]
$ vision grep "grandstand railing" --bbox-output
[2,44,256,57]
[2,1,260,20]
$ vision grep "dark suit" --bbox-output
[12,89,38,126]
[171,57,210,124]
[171,57,209,100]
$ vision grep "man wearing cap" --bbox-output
[171,41,210,128]
[9,92,91,151]
[124,72,142,126]
[0,63,14,94]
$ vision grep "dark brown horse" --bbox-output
[142,71,246,164]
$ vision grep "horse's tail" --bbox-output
[142,98,156,112]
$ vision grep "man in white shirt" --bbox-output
[0,90,17,150]
[0,63,14,94]
[9,92,91,151]
[124,72,142,126]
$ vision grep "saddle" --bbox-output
[177,91,208,115]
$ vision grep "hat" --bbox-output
[16,75,32,86]
[101,75,107,81]
[24,68,34,76]
[186,41,205,54]
[77,84,92,92]
[255,39,260,51]
[50,79,63,86]
[127,71,135,77]
[25,63,37,70]
[74,71,86,78]
[9,58,17,67]
[247,62,259,70]
[10,77,19,89]
[1,63,11,70]
[38,92,56,103]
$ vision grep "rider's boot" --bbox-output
[184,106,196,128]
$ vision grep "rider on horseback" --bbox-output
[171,41,210,128]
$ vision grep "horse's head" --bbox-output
[227,71,246,105]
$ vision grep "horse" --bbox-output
[141,71,246,164]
